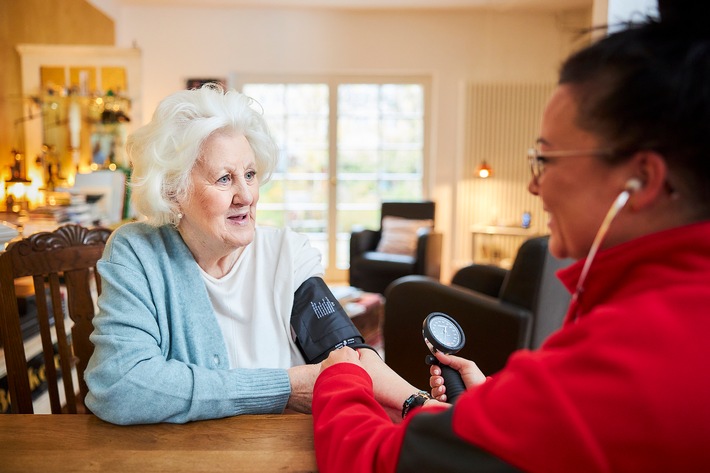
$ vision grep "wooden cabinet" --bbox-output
[470,224,541,268]
[16,44,141,192]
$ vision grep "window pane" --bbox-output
[285,176,328,205]
[336,208,379,234]
[244,81,425,277]
[381,149,423,174]
[243,83,330,264]
[379,179,423,201]
[260,179,284,203]
[336,83,425,270]
[245,84,285,114]
[287,117,328,148]
[335,235,350,269]
[337,178,379,206]
[381,118,423,145]
[380,84,423,115]
[286,84,329,114]
[257,208,285,228]
[338,149,378,173]
[283,207,327,234]
[338,117,379,149]
[283,148,328,174]
[338,84,378,116]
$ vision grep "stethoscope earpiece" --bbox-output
[573,179,640,320]
[625,178,643,193]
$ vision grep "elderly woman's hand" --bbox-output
[320,346,362,373]
[286,363,321,413]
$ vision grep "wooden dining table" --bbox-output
[0,413,318,472]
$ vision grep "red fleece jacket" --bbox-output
[313,221,710,473]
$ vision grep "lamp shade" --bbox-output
[475,161,493,178]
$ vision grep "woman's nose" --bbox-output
[232,180,254,205]
[528,176,540,196]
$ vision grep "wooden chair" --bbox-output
[0,224,111,414]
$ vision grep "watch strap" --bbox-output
[402,390,433,419]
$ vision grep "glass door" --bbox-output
[242,79,426,282]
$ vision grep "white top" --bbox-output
[200,226,324,370]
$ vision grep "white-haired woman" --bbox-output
[85,85,420,425]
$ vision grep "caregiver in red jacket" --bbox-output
[312,1,710,472]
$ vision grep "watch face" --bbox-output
[424,312,465,353]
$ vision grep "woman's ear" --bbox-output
[626,151,670,210]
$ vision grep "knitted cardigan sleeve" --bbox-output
[84,223,291,424]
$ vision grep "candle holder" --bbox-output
[5,149,32,213]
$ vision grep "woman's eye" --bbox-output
[245,170,257,181]
[217,174,231,185]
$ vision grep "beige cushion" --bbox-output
[375,216,433,256]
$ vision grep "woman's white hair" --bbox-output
[127,83,278,226]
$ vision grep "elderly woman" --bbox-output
[85,85,419,425]
[311,2,710,472]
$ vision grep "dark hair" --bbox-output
[559,2,710,212]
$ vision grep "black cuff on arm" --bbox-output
[291,277,376,363]
[344,342,381,358]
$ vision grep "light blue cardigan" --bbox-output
[85,222,295,424]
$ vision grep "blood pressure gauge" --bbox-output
[422,312,467,402]
[423,312,465,355]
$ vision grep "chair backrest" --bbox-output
[383,235,572,387]
[380,201,436,226]
[0,224,111,414]
[498,236,572,348]
[384,275,532,388]
[450,263,508,298]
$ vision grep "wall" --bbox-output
[0,0,114,177]
[107,5,590,279]
[7,2,592,280]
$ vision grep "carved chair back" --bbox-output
[0,224,111,414]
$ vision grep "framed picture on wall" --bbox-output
[186,78,225,90]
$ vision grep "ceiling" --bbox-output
[116,0,593,12]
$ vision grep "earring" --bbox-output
[177,212,183,219]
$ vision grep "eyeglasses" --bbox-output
[527,147,613,180]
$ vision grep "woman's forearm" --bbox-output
[358,349,421,422]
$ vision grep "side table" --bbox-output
[470,224,540,267]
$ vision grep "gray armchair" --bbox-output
[349,201,442,295]
[382,236,572,389]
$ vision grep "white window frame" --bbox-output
[234,74,432,283]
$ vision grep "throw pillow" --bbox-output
[375,216,434,256]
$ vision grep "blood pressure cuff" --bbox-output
[291,277,375,364]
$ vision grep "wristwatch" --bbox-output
[402,390,433,419]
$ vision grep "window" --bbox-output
[242,78,427,281]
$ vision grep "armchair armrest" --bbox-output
[383,275,532,389]
[413,230,442,280]
[451,264,508,298]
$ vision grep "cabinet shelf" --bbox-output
[470,225,542,268]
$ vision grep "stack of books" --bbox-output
[0,222,19,248]
[28,192,95,227]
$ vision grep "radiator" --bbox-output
[455,82,555,268]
